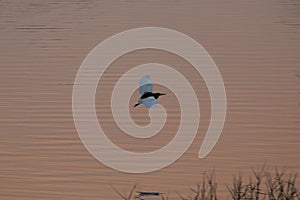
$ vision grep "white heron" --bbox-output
[134,75,165,108]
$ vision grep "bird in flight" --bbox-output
[134,75,165,108]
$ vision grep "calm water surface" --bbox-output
[0,1,299,199]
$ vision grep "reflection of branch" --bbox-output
[128,185,137,200]
[111,185,127,200]
[160,190,169,200]
[175,191,189,200]
[111,184,136,200]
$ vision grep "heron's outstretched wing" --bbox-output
[139,75,153,95]
[143,97,157,108]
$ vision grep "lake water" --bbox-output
[1,1,299,199]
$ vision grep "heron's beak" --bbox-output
[160,93,166,96]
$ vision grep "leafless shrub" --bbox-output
[112,166,299,200]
